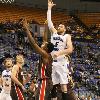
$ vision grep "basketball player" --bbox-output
[23,19,54,100]
[0,57,13,100]
[0,57,25,100]
[47,1,73,100]
[11,54,26,100]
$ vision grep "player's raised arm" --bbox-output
[23,19,49,58]
[43,20,48,42]
[47,0,57,34]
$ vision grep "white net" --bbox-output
[0,0,14,3]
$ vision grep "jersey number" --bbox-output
[54,42,59,51]
[5,78,9,87]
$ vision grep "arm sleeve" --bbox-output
[47,9,54,29]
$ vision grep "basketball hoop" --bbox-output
[0,0,14,3]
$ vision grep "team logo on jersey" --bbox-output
[53,37,63,42]
[3,75,11,78]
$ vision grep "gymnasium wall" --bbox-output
[13,0,100,12]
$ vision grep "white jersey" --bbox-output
[51,33,68,62]
[51,33,69,85]
[2,70,11,93]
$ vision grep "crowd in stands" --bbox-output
[0,17,99,100]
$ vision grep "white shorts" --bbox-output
[52,61,69,85]
[0,90,12,100]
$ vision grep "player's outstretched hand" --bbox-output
[22,18,29,29]
[48,0,56,9]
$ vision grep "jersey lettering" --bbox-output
[53,37,63,42]
[3,75,11,78]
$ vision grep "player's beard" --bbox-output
[57,29,64,35]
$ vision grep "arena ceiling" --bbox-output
[0,0,67,10]
[14,0,66,8]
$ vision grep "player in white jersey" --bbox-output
[0,57,25,100]
[47,1,73,100]
[0,68,12,100]
[0,57,13,100]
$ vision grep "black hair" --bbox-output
[4,53,12,58]
[47,42,54,53]
[3,53,12,62]
[3,58,12,65]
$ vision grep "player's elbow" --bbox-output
[72,46,74,52]
[69,49,73,54]
[68,47,73,54]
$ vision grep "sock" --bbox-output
[51,85,57,98]
[62,92,69,100]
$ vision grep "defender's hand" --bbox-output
[21,85,26,92]
[22,19,29,29]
